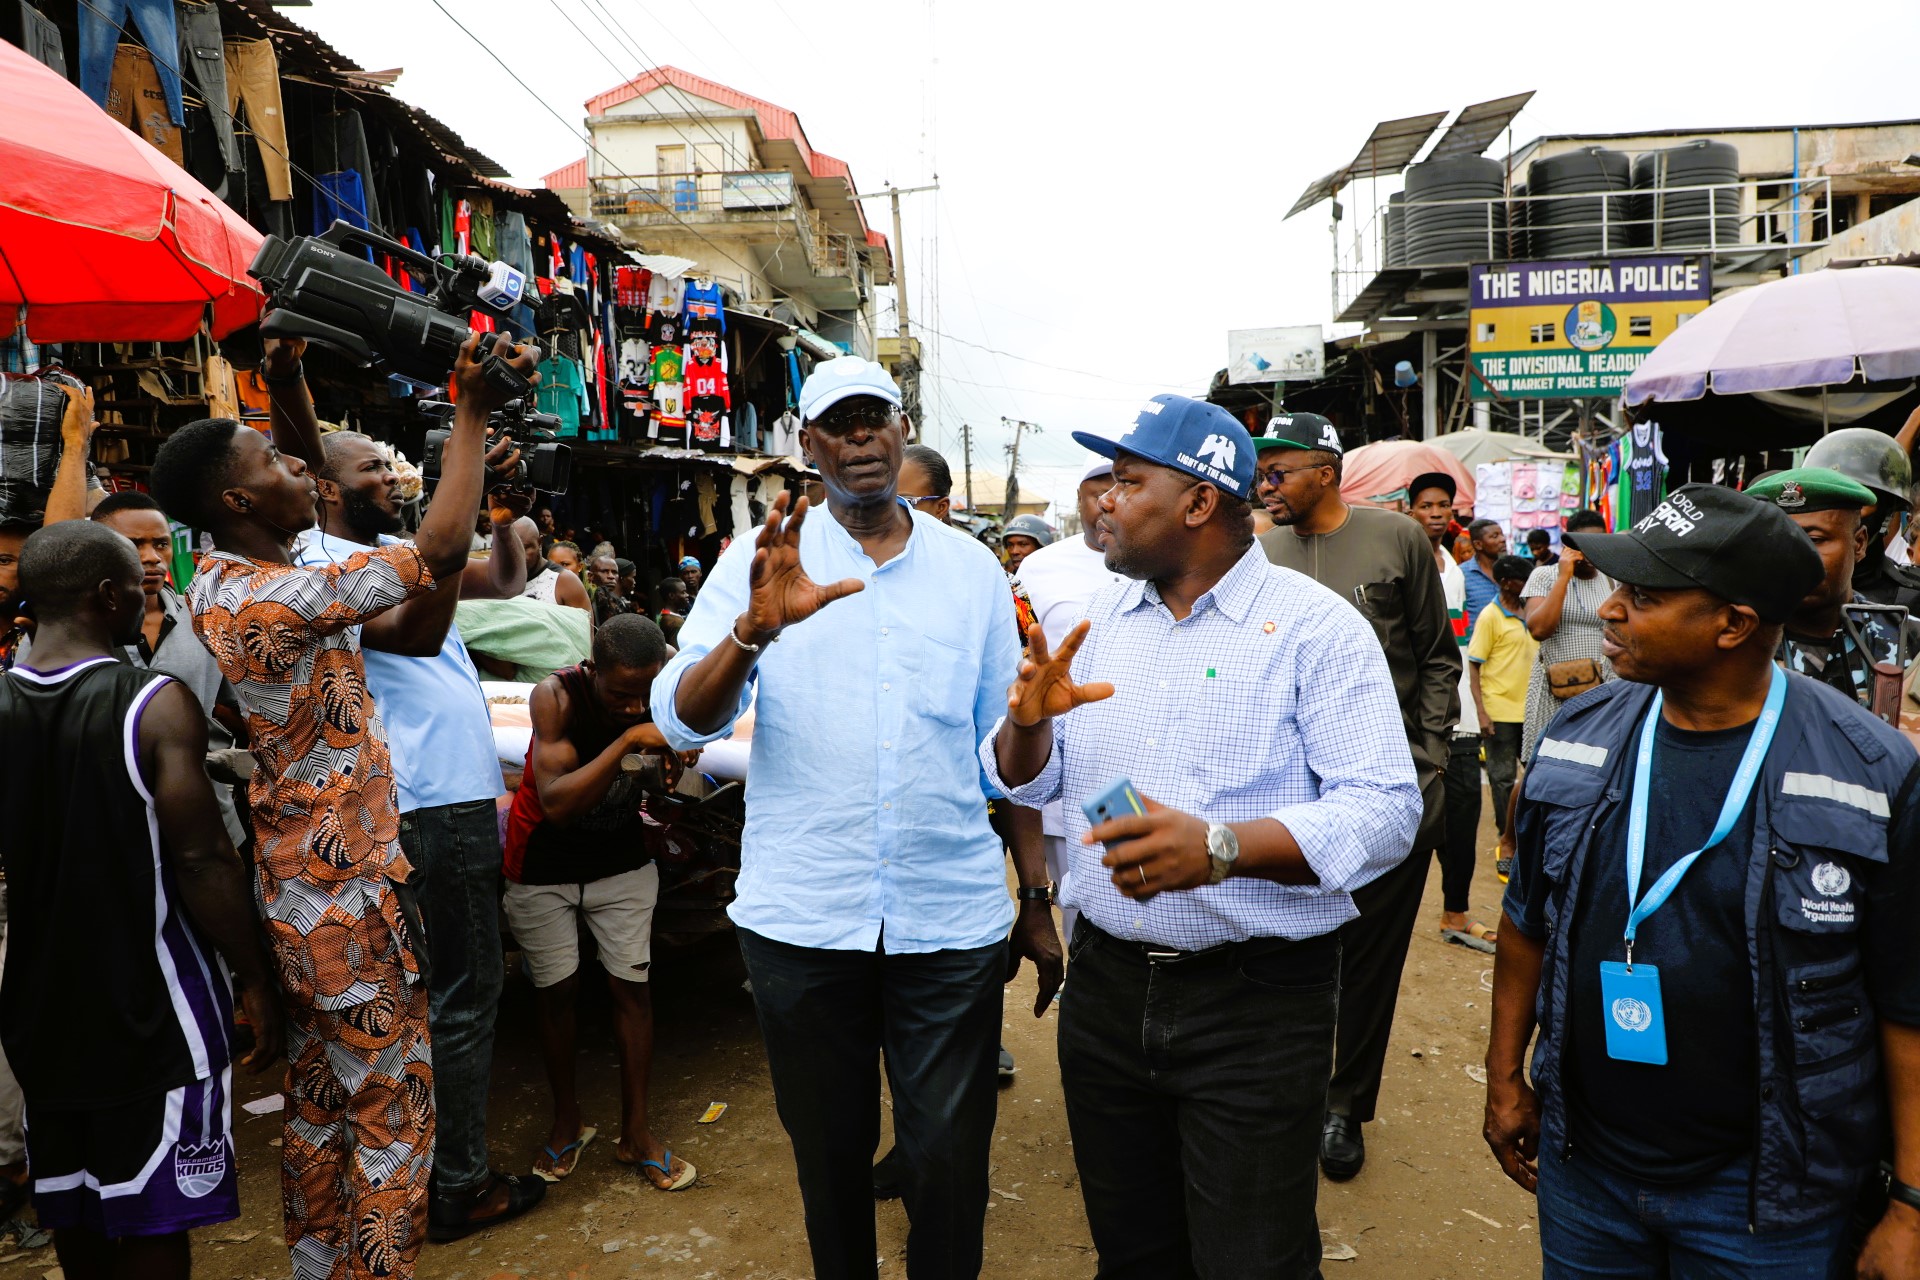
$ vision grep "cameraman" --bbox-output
[292,420,547,1241]
[148,332,538,1280]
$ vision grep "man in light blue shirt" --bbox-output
[653,357,1057,1280]
[292,429,549,1241]
[985,395,1421,1278]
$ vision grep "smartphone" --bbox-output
[1082,777,1146,845]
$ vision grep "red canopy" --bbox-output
[1340,439,1476,513]
[0,39,265,343]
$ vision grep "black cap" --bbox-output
[1407,470,1457,503]
[1250,411,1343,457]
[1562,483,1822,623]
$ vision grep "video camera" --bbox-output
[248,219,538,401]
[416,397,572,495]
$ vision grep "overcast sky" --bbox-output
[300,0,1920,519]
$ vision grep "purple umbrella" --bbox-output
[1624,265,1920,407]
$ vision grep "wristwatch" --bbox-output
[1889,1173,1920,1213]
[1016,883,1054,906]
[1205,823,1240,885]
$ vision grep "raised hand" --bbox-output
[738,491,865,643]
[1007,619,1114,727]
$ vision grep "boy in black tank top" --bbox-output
[0,521,281,1280]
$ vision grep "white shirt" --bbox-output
[1439,551,1475,736]
[1011,534,1124,836]
[982,541,1422,949]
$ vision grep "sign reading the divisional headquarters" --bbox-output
[1469,256,1710,400]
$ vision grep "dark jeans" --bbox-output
[398,798,505,1197]
[1440,734,1483,914]
[1537,1153,1850,1279]
[1060,921,1339,1280]
[1485,721,1523,835]
[1327,844,1428,1123]
[736,928,1004,1280]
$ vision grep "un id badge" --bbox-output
[1599,961,1668,1065]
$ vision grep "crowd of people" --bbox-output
[0,330,1916,1280]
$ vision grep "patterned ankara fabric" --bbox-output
[186,545,437,1277]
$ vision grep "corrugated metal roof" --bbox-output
[1345,111,1449,179]
[543,158,588,189]
[1427,91,1536,162]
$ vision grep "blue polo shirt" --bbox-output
[1461,555,1499,631]
[295,531,502,812]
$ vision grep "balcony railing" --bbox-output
[590,170,865,288]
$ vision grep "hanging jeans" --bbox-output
[79,0,182,125]
[313,110,384,233]
[174,1,240,185]
[223,37,291,202]
[312,173,376,262]
[9,2,66,75]
[104,44,183,165]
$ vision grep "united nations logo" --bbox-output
[1611,997,1653,1032]
[1811,862,1851,897]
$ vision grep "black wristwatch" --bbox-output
[1890,1174,1920,1213]
[1016,884,1054,906]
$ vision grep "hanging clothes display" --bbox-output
[1611,421,1668,531]
[682,277,725,334]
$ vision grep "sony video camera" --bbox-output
[248,219,538,401]
[416,397,572,495]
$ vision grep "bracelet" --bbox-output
[260,361,305,386]
[727,617,775,654]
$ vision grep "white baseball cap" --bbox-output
[798,356,904,422]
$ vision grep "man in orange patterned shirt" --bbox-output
[149,334,537,1280]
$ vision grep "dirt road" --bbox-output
[103,818,1535,1280]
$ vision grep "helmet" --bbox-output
[1002,515,1056,547]
[1802,428,1913,514]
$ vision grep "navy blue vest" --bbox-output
[1519,671,1908,1229]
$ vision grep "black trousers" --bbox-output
[736,928,1004,1280]
[1326,822,1432,1124]
[1486,721,1523,836]
[1060,921,1339,1280]
[1440,734,1484,914]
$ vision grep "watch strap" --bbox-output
[1016,884,1054,905]
[1891,1176,1920,1213]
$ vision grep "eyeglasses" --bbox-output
[1255,462,1332,488]
[900,494,946,508]
[812,403,901,432]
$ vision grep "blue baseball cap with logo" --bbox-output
[1071,395,1255,501]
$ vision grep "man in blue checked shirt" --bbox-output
[652,357,1060,1280]
[985,395,1421,1279]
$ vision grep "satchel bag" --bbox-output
[1545,656,1604,700]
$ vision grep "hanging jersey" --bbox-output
[682,279,725,333]
[1615,422,1668,531]
[0,660,233,1106]
[686,356,730,408]
[688,398,728,447]
[651,345,685,385]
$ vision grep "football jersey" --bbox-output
[651,345,685,385]
[686,356,730,407]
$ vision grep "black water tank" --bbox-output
[1527,148,1632,256]
[1403,156,1507,265]
[1630,140,1741,252]
[1507,182,1529,260]
[1385,192,1407,266]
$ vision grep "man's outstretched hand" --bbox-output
[1007,620,1114,727]
[738,491,864,645]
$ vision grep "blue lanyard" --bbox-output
[1623,664,1785,966]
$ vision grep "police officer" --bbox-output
[1747,466,1916,723]
[1483,484,1920,1279]
[1803,427,1920,608]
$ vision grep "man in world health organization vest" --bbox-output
[1483,484,1920,1280]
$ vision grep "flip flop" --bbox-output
[620,1146,697,1191]
[1442,926,1497,954]
[532,1125,597,1183]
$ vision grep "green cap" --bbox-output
[1743,467,1875,515]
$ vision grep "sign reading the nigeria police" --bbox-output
[1469,256,1711,400]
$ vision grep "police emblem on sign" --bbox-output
[1610,996,1653,1032]
[175,1140,227,1199]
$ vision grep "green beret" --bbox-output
[1744,466,1875,515]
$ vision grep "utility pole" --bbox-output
[960,421,975,520]
[1001,416,1042,522]
[856,181,938,430]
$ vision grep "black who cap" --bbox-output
[1561,483,1823,624]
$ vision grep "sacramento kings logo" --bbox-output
[175,1140,228,1199]
[1811,862,1851,897]
[1611,997,1653,1032]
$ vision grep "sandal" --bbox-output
[532,1125,597,1183]
[1442,922,1498,954]
[427,1170,548,1243]
[619,1145,697,1191]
